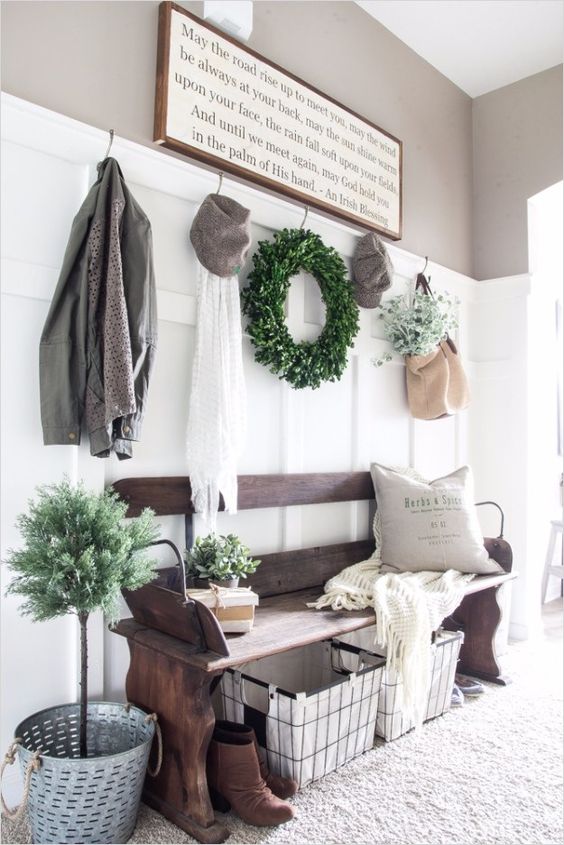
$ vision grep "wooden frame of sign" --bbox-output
[154,2,403,239]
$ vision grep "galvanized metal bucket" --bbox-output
[2,702,161,844]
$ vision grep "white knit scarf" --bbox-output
[186,264,246,532]
[309,476,474,724]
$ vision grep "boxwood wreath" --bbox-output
[241,228,359,390]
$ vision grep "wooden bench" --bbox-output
[112,472,516,844]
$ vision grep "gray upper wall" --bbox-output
[0,1,474,276]
[472,65,563,281]
[1,2,562,280]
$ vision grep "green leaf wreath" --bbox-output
[241,228,359,390]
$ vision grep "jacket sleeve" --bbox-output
[114,195,158,446]
[39,210,90,445]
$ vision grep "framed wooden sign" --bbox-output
[155,2,403,239]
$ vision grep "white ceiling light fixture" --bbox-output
[356,0,564,97]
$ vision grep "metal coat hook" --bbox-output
[216,172,224,194]
[422,256,429,275]
[300,205,309,229]
[104,129,115,160]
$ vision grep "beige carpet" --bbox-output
[3,623,563,845]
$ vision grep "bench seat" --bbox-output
[115,571,516,674]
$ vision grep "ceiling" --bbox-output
[356,0,564,97]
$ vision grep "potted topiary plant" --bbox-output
[1,480,161,844]
[185,533,260,588]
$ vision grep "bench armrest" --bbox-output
[483,537,513,572]
[475,500,505,537]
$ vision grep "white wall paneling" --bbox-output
[0,129,106,802]
[1,94,528,801]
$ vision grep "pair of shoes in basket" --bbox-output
[207,719,298,827]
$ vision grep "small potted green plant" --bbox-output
[185,533,260,588]
[2,480,160,844]
[373,288,459,365]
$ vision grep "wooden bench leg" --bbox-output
[124,639,230,844]
[443,585,510,686]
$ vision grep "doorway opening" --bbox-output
[527,181,563,636]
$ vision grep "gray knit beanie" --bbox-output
[190,194,252,277]
[352,232,393,308]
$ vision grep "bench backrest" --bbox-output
[113,473,375,597]
[113,472,374,515]
[113,472,512,598]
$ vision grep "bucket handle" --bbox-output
[0,739,41,820]
[144,713,163,778]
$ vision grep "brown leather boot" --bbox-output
[214,720,298,799]
[207,730,295,826]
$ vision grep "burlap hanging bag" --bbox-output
[443,336,470,412]
[404,273,470,420]
[405,338,470,420]
[405,342,449,420]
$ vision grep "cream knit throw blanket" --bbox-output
[310,474,474,724]
[186,265,246,532]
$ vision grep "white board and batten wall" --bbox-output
[1,94,530,799]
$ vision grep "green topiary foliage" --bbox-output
[5,479,159,756]
[6,479,159,625]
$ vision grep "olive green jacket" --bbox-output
[40,158,157,459]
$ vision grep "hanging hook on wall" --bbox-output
[422,256,429,275]
[300,205,309,230]
[104,129,115,160]
[216,172,224,194]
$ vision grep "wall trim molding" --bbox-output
[2,93,533,312]
[2,92,471,283]
[472,273,531,302]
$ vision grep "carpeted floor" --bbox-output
[3,613,563,845]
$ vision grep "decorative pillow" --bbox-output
[370,463,503,575]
